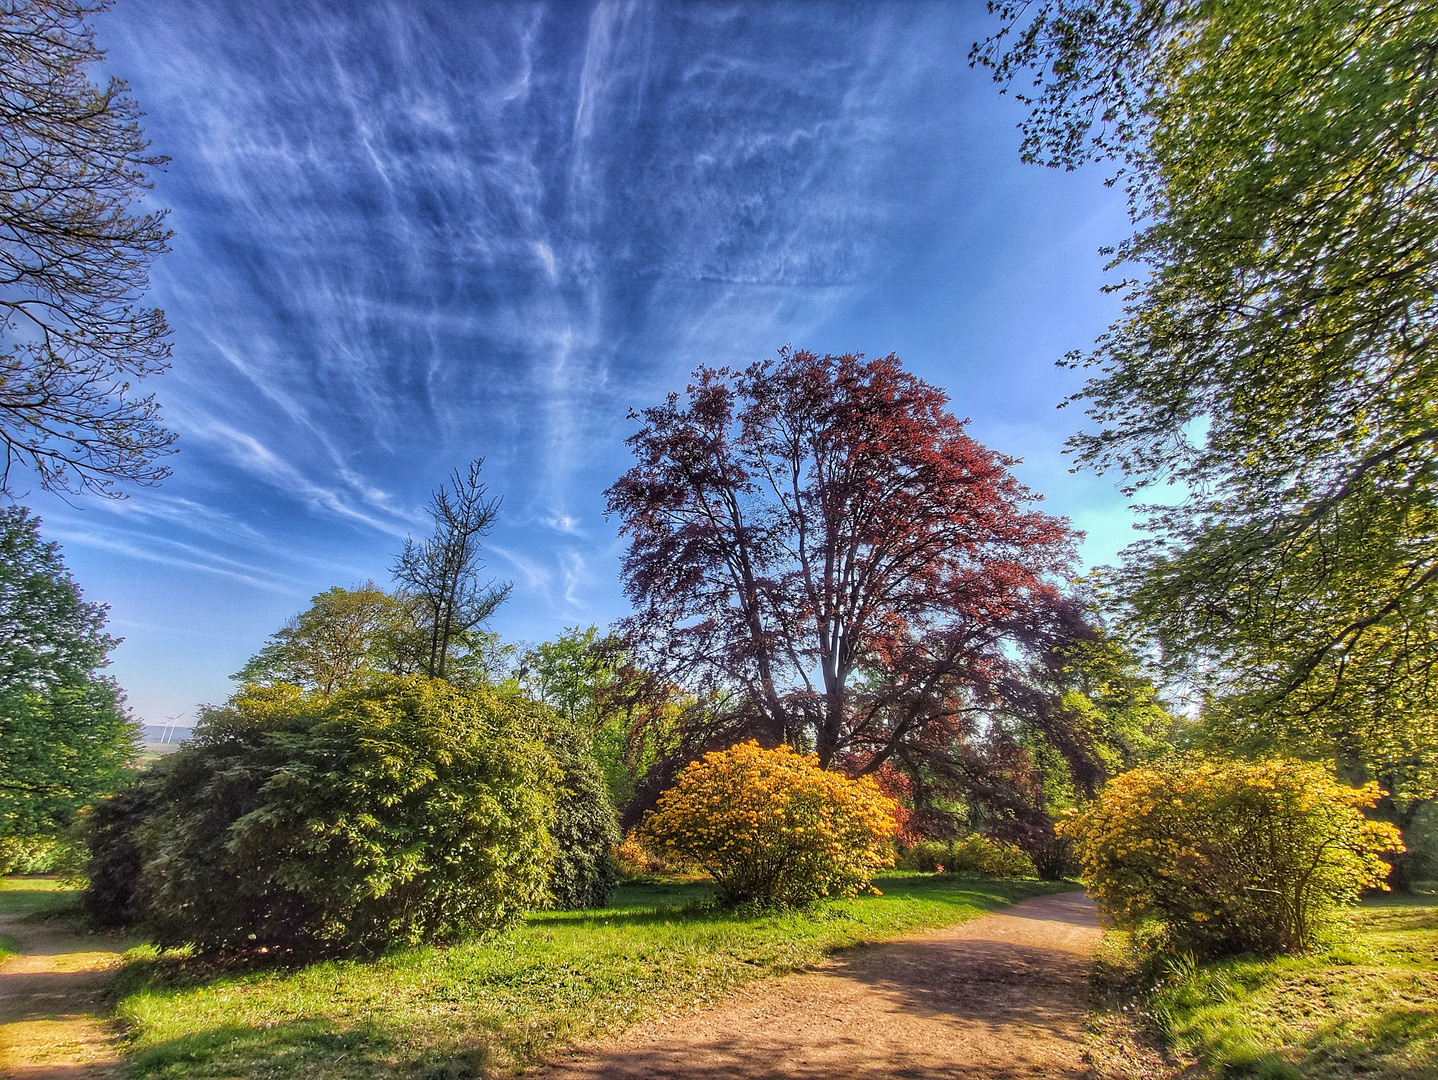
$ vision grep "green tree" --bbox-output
[522,625,615,727]
[392,460,511,680]
[1033,627,1183,800]
[520,626,686,812]
[234,582,403,697]
[230,604,616,908]
[0,0,175,496]
[235,583,515,696]
[977,0,1438,797]
[0,505,134,836]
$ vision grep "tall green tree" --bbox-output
[1021,624,1183,811]
[234,582,514,696]
[234,583,409,697]
[519,626,679,810]
[0,0,175,496]
[977,0,1438,797]
[0,505,134,836]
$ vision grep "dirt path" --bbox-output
[0,913,124,1080]
[535,891,1102,1080]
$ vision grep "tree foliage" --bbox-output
[976,0,1438,797]
[607,349,1075,795]
[83,676,558,951]
[520,625,683,812]
[544,723,619,910]
[0,505,132,836]
[642,741,897,905]
[0,0,174,496]
[233,583,406,697]
[1063,757,1402,956]
[235,583,513,696]
[393,460,512,680]
[231,597,620,911]
[1020,622,1183,808]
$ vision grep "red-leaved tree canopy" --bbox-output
[605,348,1078,783]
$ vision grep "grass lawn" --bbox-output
[0,875,80,919]
[1146,890,1438,1079]
[94,872,1068,1079]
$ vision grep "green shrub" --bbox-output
[1028,833,1077,881]
[902,835,1036,877]
[544,726,619,909]
[82,779,166,927]
[0,834,81,876]
[642,741,897,905]
[83,676,558,952]
[1063,757,1404,957]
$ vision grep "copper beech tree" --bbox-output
[606,348,1080,814]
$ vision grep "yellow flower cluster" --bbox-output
[642,741,898,904]
[1061,756,1404,956]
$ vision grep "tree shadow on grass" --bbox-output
[124,1018,509,1080]
[126,1020,397,1079]
[1209,1002,1438,1080]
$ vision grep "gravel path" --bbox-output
[0,913,124,1080]
[533,891,1102,1080]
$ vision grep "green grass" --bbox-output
[1145,891,1438,1079]
[0,875,80,919]
[0,876,84,962]
[112,873,1068,1079]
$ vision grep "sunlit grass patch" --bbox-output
[114,872,1066,1079]
[0,876,81,919]
[1147,890,1438,1079]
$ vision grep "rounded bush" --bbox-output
[1062,757,1403,956]
[642,741,897,904]
[903,835,1036,877]
[544,726,619,909]
[84,676,558,952]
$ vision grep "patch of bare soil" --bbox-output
[0,913,124,1080]
[532,891,1104,1080]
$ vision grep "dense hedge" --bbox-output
[544,726,619,910]
[84,677,559,951]
[643,741,897,905]
[902,835,1036,877]
[1063,757,1403,956]
[82,779,163,927]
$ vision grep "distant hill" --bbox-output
[140,723,192,757]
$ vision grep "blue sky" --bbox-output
[29,1,1136,728]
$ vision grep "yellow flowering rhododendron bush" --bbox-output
[642,741,898,904]
[1062,757,1403,956]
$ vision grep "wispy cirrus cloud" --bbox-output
[55,0,1126,726]
[45,526,299,595]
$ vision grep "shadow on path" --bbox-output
[532,891,1102,1080]
[0,912,124,1080]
